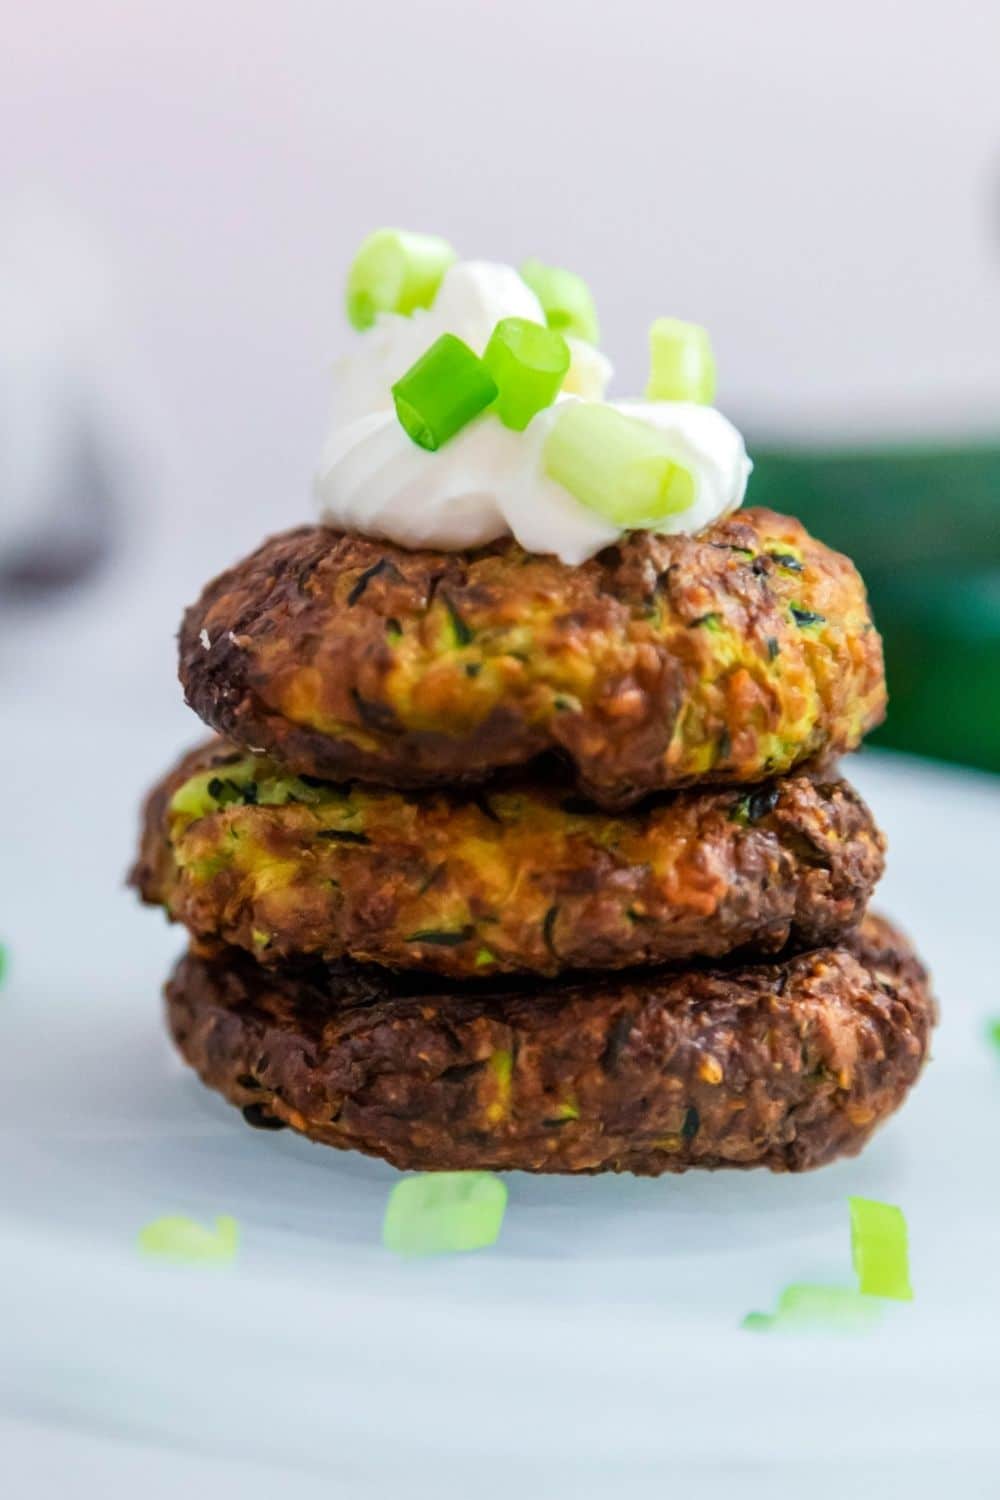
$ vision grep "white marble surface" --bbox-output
[1,612,999,1496]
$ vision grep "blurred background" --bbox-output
[2,0,998,767]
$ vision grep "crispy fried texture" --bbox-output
[165,914,934,1175]
[133,739,885,978]
[178,510,886,808]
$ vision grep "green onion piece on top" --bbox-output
[382,1172,508,1256]
[482,317,570,431]
[743,1284,883,1333]
[346,228,456,331]
[392,334,497,452]
[520,258,600,345]
[645,318,717,404]
[543,402,696,527]
[849,1196,913,1300]
[138,1214,240,1265]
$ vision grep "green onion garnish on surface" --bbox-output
[743,1283,883,1334]
[520,259,600,345]
[382,1172,508,1256]
[482,317,570,430]
[346,228,456,331]
[543,402,696,527]
[849,1196,913,1300]
[645,318,717,404]
[138,1214,240,1265]
[392,334,498,451]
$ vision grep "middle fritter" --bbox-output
[134,739,884,979]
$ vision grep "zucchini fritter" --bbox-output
[133,739,885,978]
[179,509,886,808]
[165,914,934,1175]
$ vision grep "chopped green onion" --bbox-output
[849,1196,913,1300]
[392,334,497,451]
[138,1214,239,1265]
[482,317,569,430]
[382,1172,507,1256]
[520,259,600,344]
[645,318,716,404]
[743,1284,883,1333]
[543,402,696,527]
[346,228,456,331]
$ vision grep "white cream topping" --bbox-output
[316,260,750,563]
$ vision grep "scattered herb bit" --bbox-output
[601,1010,634,1072]
[382,1172,508,1257]
[849,1196,913,1301]
[471,791,501,824]
[766,636,780,660]
[385,617,403,641]
[346,228,456,330]
[482,316,570,430]
[242,1103,287,1131]
[442,593,474,646]
[465,662,481,678]
[731,786,780,825]
[681,1105,700,1139]
[406,926,476,947]
[690,612,723,632]
[392,333,497,452]
[474,947,496,968]
[743,1284,882,1334]
[351,687,398,732]
[790,607,826,628]
[486,1050,513,1125]
[768,552,804,572]
[206,775,256,807]
[316,829,371,844]
[542,905,560,958]
[138,1214,240,1265]
[553,694,578,712]
[645,317,716,404]
[347,556,404,606]
[519,258,599,344]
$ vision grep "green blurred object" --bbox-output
[750,443,1000,774]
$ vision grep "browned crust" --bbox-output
[165,914,934,1175]
[178,511,886,808]
[133,738,885,977]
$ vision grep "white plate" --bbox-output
[1,709,999,1498]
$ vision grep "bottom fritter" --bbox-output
[165,914,934,1176]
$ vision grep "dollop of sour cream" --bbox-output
[315,261,751,563]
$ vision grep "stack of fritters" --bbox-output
[132,507,935,1174]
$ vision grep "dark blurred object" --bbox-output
[0,198,127,606]
[0,422,117,601]
[751,443,1000,774]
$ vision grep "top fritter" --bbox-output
[180,507,885,808]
